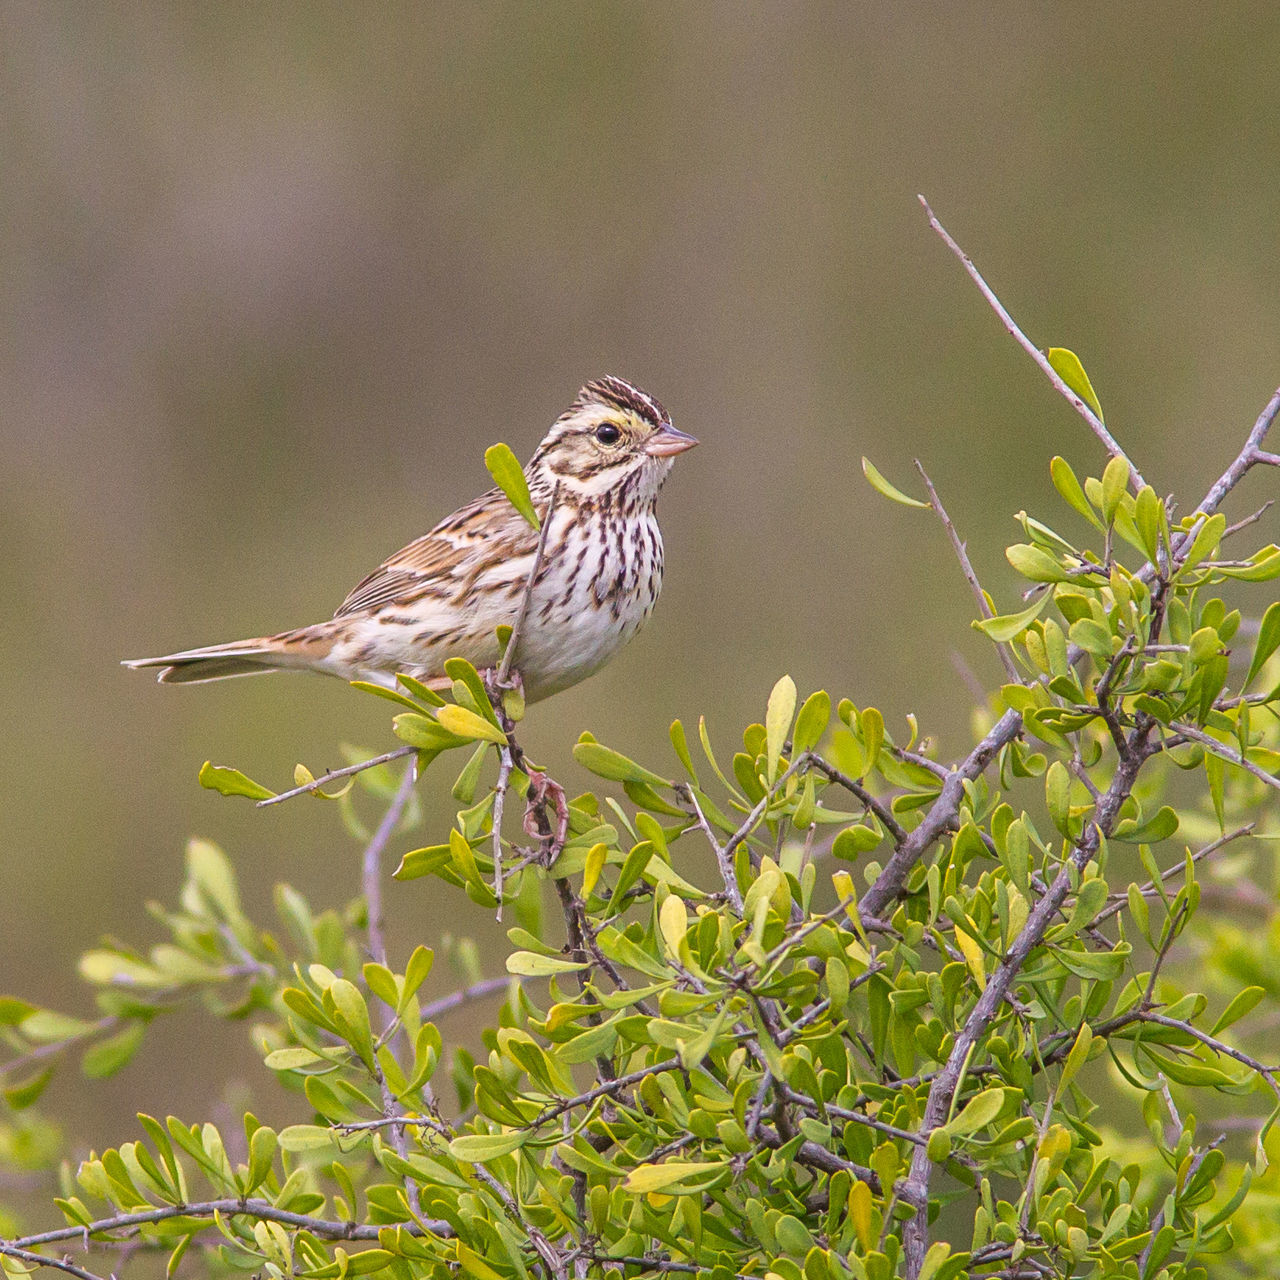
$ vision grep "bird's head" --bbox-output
[528,376,697,503]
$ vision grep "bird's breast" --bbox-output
[515,503,665,699]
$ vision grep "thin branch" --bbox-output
[1187,385,1280,525]
[898,728,1153,1278]
[419,974,517,1022]
[492,745,515,920]
[806,756,908,845]
[861,708,1023,919]
[1137,1012,1280,1100]
[257,745,416,808]
[722,754,813,869]
[919,196,1145,486]
[1223,499,1275,538]
[1166,722,1280,794]
[529,1056,682,1127]
[496,483,561,687]
[7,1199,450,1250]
[1094,824,1254,925]
[677,784,744,913]
[0,1243,108,1280]
[915,460,1022,683]
[364,758,418,968]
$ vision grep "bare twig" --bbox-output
[1094,824,1254,925]
[1224,499,1275,538]
[496,482,561,688]
[861,708,1022,920]
[0,1243,107,1280]
[1166,722,1280,794]
[919,196,1145,486]
[806,756,908,845]
[422,972,517,1024]
[257,745,416,808]
[722,754,814,870]
[915,460,1022,683]
[1137,1012,1280,1100]
[1186,386,1280,526]
[363,758,418,968]
[7,1199,449,1250]
[677,783,744,913]
[899,728,1154,1277]
[492,745,515,920]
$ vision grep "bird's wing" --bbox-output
[334,487,539,618]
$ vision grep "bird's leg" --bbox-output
[523,768,570,865]
[481,665,526,724]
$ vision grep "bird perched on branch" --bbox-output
[125,376,697,702]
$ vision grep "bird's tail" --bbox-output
[122,625,337,685]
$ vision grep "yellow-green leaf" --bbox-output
[973,593,1050,643]
[1047,347,1104,422]
[484,443,540,529]
[198,761,275,802]
[765,675,797,781]
[861,457,928,509]
[435,704,507,745]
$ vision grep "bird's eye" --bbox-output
[594,423,622,446]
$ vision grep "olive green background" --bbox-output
[4,5,1279,1152]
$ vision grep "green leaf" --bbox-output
[328,979,376,1070]
[1050,456,1104,530]
[484,443,540,529]
[1006,543,1068,583]
[1046,347,1105,422]
[348,680,429,714]
[435,704,507,745]
[505,952,588,977]
[277,1125,339,1153]
[861,457,928,508]
[623,1161,727,1194]
[792,690,831,755]
[1057,1023,1093,1093]
[1112,805,1179,844]
[1100,455,1129,523]
[1178,513,1227,573]
[198,761,275,802]
[1068,617,1113,662]
[21,1010,96,1042]
[1246,601,1280,690]
[81,1024,145,1079]
[245,1126,278,1195]
[395,673,446,706]
[392,712,469,752]
[1045,761,1072,835]
[572,739,671,788]
[669,719,699,785]
[765,675,797,781]
[973,593,1049,643]
[945,1087,1006,1137]
[1220,546,1280,581]
[1210,986,1266,1035]
[0,997,37,1026]
[449,1131,528,1162]
[402,946,435,1007]
[5,1066,53,1110]
[264,1047,329,1071]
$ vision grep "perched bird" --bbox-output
[124,377,697,702]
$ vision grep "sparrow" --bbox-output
[124,376,697,702]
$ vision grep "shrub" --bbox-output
[4,208,1280,1280]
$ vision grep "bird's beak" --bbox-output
[643,425,699,457]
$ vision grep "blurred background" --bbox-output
[4,3,1280,1155]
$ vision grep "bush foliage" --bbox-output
[5,238,1280,1280]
